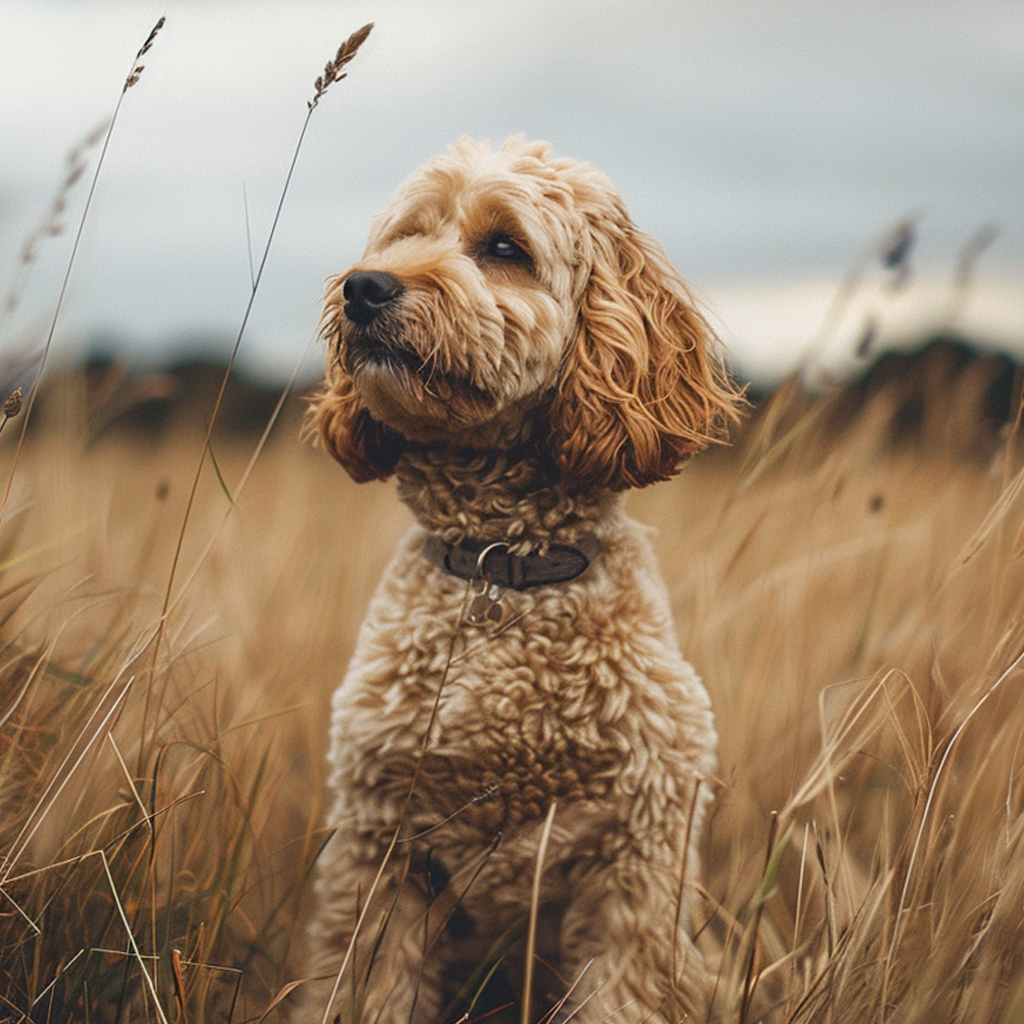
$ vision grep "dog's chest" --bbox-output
[345,604,614,808]
[332,545,698,836]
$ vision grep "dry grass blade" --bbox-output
[738,811,781,1024]
[1,671,133,883]
[522,801,558,1024]
[99,850,169,1024]
[158,334,317,627]
[881,641,1024,1007]
[0,879,40,936]
[256,978,312,1023]
[27,950,86,1014]
[309,23,374,109]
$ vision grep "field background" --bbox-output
[2,341,1024,1023]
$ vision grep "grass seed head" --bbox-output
[4,388,23,420]
[124,16,165,92]
[309,23,374,110]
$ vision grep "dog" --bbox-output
[297,136,743,1024]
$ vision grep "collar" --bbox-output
[423,534,595,591]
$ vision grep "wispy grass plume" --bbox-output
[0,16,166,527]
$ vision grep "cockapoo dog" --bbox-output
[297,136,742,1024]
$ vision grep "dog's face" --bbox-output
[313,136,742,490]
[325,139,585,444]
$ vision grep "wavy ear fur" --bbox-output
[550,226,744,491]
[306,280,405,483]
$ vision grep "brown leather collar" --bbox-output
[423,534,594,591]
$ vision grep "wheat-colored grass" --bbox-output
[1,360,1022,1022]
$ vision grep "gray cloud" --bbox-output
[1,0,1021,382]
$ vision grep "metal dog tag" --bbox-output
[466,580,507,628]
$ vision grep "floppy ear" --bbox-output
[305,278,405,483]
[549,226,744,491]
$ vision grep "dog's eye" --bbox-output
[482,232,530,265]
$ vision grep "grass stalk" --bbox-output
[738,811,780,1024]
[144,23,374,769]
[522,801,558,1024]
[100,848,170,1024]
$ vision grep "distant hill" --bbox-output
[78,355,309,441]
[816,336,1020,455]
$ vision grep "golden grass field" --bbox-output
[2,345,1024,1023]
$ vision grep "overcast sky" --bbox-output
[1,0,1022,384]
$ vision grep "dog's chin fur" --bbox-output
[296,136,746,1024]
[349,356,539,449]
[349,360,464,441]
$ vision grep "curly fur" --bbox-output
[297,137,744,1024]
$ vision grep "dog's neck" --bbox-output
[394,446,614,553]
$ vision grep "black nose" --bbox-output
[343,271,404,325]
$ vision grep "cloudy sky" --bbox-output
[1,0,1021,384]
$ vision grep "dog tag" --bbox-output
[466,581,507,628]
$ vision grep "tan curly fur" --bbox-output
[297,137,744,1024]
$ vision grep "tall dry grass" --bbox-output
[0,346,1022,1022]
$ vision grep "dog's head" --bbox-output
[311,136,743,491]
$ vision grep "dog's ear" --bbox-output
[307,369,405,483]
[306,279,405,483]
[549,225,744,491]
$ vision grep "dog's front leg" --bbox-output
[295,840,445,1024]
[557,839,711,1024]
